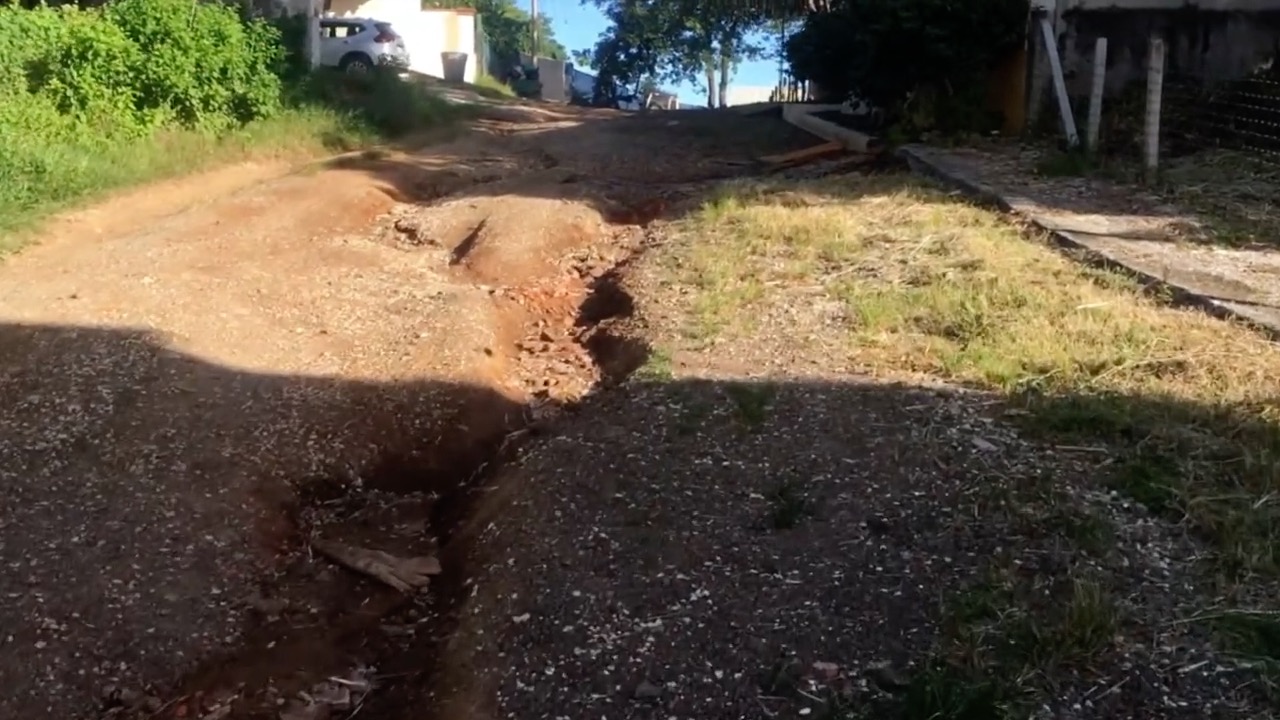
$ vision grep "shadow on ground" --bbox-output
[2,317,1277,719]
[5,97,1278,719]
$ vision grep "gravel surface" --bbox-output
[417,218,1274,720]
[6,100,1266,720]
[445,380,1264,718]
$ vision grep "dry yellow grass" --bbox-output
[666,172,1280,575]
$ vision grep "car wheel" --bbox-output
[340,54,373,75]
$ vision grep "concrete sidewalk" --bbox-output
[900,143,1280,335]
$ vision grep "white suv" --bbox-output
[319,17,410,74]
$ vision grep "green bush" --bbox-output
[294,69,464,138]
[0,0,286,228]
[0,0,458,240]
[2,0,284,132]
[102,0,283,129]
[40,11,146,132]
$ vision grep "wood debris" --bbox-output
[760,140,845,167]
[310,539,441,593]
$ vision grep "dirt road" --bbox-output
[0,103,814,719]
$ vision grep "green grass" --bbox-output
[894,569,1120,718]
[726,383,774,430]
[0,71,466,254]
[634,346,675,382]
[657,170,1280,711]
[1160,150,1280,249]
[472,73,518,99]
[767,478,812,530]
[0,107,367,249]
[1215,611,1280,701]
[668,172,1280,579]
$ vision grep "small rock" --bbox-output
[633,680,662,700]
[971,437,999,452]
[812,661,840,680]
[246,593,289,617]
[200,706,232,720]
[865,663,911,692]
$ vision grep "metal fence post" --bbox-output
[1144,36,1166,180]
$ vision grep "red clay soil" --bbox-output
[0,105,816,719]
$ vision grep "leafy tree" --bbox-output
[577,0,680,105]
[581,0,766,107]
[784,0,1028,131]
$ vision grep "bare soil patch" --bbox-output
[0,105,814,719]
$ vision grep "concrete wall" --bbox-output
[724,85,776,107]
[536,57,568,102]
[1063,0,1280,10]
[325,0,478,83]
[1049,2,1280,96]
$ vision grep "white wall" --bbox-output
[724,85,776,107]
[326,0,477,83]
[537,57,568,102]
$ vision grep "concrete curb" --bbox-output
[897,144,1280,339]
[782,104,882,154]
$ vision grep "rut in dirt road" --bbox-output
[0,103,819,720]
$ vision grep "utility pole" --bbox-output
[305,0,321,69]
[530,0,539,56]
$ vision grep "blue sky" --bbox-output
[539,0,782,105]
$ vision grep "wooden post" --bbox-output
[1086,37,1108,152]
[1038,14,1079,147]
[1144,36,1165,180]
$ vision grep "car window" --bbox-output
[321,23,362,39]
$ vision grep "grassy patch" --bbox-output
[0,69,465,253]
[668,172,1280,577]
[767,478,812,530]
[726,383,774,430]
[472,74,518,99]
[634,346,675,382]
[1160,150,1280,249]
[891,568,1121,716]
[1034,149,1095,178]
[897,661,1006,720]
[1215,611,1280,700]
[0,107,369,250]
[1046,507,1115,557]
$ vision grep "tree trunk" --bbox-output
[705,58,717,109]
[718,53,731,108]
